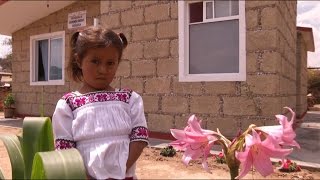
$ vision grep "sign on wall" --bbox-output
[68,10,86,29]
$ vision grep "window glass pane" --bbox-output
[50,38,63,80]
[231,0,239,16]
[214,0,239,18]
[189,2,203,23]
[206,2,213,19]
[189,20,239,74]
[36,40,48,81]
[214,0,230,18]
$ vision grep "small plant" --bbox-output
[160,145,176,157]
[170,107,300,179]
[213,152,226,164]
[278,159,301,172]
[3,93,15,108]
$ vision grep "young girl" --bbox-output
[52,26,149,180]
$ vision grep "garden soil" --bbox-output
[136,147,320,179]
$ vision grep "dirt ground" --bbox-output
[0,126,320,179]
[136,147,320,179]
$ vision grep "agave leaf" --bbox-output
[0,134,25,179]
[31,149,87,179]
[0,167,5,180]
[17,135,23,148]
[23,117,55,179]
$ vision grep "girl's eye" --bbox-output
[91,59,99,64]
[107,62,115,66]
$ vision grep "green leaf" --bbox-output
[31,149,87,179]
[23,117,55,179]
[0,134,25,179]
[0,167,5,180]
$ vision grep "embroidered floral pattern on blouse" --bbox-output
[63,89,132,111]
[62,92,76,100]
[55,139,76,150]
[130,126,149,142]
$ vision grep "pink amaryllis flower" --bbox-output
[235,129,293,179]
[255,107,300,148]
[170,115,218,172]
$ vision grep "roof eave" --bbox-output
[0,0,75,36]
[297,26,315,52]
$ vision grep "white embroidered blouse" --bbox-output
[52,89,149,179]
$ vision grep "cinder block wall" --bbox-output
[11,1,100,116]
[11,0,298,138]
[278,1,298,120]
[296,32,308,117]
[99,1,298,137]
[246,1,298,125]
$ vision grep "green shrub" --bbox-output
[160,145,176,157]
[3,93,14,108]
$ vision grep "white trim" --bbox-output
[30,80,65,86]
[29,37,32,83]
[178,0,246,82]
[212,0,215,19]
[238,0,246,81]
[204,1,214,22]
[30,31,65,86]
[48,38,51,82]
[190,15,239,25]
[178,1,187,81]
[180,73,246,82]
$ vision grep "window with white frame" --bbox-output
[30,31,65,85]
[178,0,246,82]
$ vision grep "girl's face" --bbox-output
[79,46,120,91]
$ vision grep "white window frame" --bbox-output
[30,31,65,86]
[178,0,246,82]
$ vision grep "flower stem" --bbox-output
[229,164,239,180]
[225,147,240,179]
[225,134,243,180]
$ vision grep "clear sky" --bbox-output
[297,1,319,67]
[0,35,11,59]
[0,1,319,66]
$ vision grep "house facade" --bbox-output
[0,0,314,138]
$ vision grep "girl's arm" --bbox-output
[52,98,76,150]
[127,92,149,171]
[126,141,148,171]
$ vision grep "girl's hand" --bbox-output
[126,141,148,172]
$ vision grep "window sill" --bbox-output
[179,73,246,82]
[30,81,65,86]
